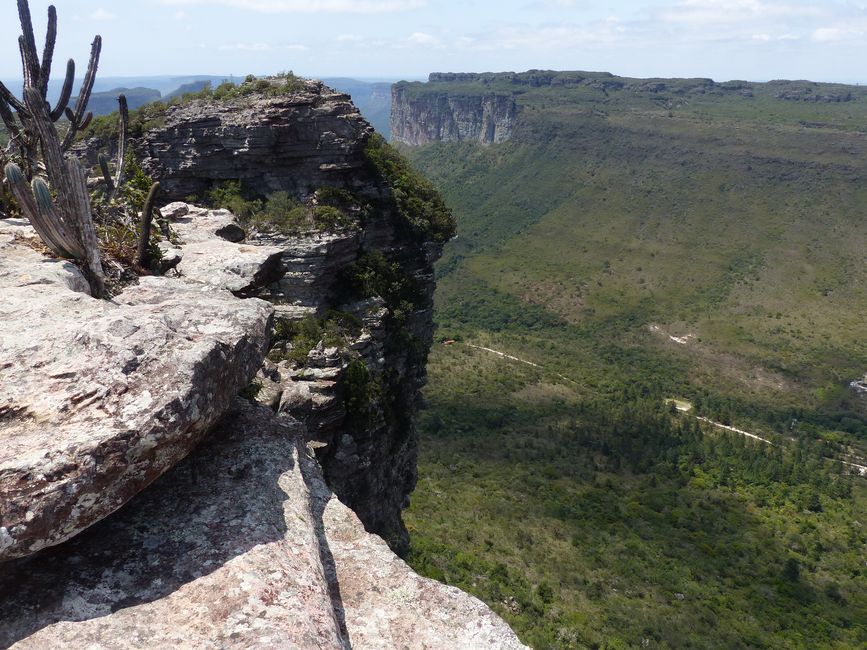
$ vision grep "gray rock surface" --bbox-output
[0,401,528,650]
[0,221,273,562]
[390,86,516,146]
[168,205,286,296]
[137,81,373,202]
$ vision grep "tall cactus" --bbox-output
[0,1,106,296]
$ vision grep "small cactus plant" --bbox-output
[0,1,105,296]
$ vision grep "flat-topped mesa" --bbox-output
[390,83,516,146]
[391,69,867,147]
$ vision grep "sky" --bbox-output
[1,0,867,83]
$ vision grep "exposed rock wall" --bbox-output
[135,84,443,554]
[136,81,372,202]
[390,85,516,146]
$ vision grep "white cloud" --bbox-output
[811,26,865,43]
[90,8,116,21]
[174,10,188,19]
[218,42,308,50]
[659,0,823,26]
[159,0,425,13]
[406,32,440,46]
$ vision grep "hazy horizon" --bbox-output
[2,1,867,86]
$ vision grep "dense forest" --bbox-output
[400,72,867,648]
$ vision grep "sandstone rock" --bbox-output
[137,83,373,202]
[0,401,528,650]
[0,232,273,561]
[155,241,183,274]
[391,86,516,146]
[0,219,91,295]
[177,239,285,297]
[168,206,286,296]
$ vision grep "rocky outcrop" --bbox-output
[0,219,273,562]
[134,82,447,554]
[390,85,516,146]
[0,400,528,650]
[136,80,372,202]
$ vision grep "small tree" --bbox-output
[0,1,105,296]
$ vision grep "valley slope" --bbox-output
[397,71,867,648]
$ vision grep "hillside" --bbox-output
[396,71,867,648]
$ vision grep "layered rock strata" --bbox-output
[136,80,372,202]
[0,400,528,650]
[132,84,443,553]
[390,85,516,146]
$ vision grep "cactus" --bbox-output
[0,2,89,172]
[0,1,106,296]
[137,182,161,267]
[98,153,115,197]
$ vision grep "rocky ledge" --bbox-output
[0,400,527,649]
[0,219,273,562]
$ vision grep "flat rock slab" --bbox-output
[168,205,286,296]
[0,402,527,650]
[0,227,273,561]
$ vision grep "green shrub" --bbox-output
[364,133,455,243]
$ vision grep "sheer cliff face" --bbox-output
[138,82,371,201]
[390,84,516,146]
[136,81,443,554]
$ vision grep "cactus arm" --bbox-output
[61,36,101,151]
[0,80,27,115]
[0,97,21,140]
[38,5,57,97]
[98,153,115,198]
[18,37,36,90]
[79,112,93,131]
[72,37,101,122]
[137,181,160,267]
[5,163,77,258]
[111,95,129,197]
[66,157,105,296]
[31,175,84,258]
[16,0,41,88]
[49,59,75,122]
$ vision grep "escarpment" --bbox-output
[0,79,529,648]
[122,80,452,553]
[390,82,516,146]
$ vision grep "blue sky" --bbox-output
[2,1,867,82]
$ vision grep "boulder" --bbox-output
[0,225,274,561]
[169,206,286,297]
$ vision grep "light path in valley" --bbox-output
[465,342,867,476]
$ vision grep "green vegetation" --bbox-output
[268,311,362,365]
[83,73,308,142]
[400,72,867,648]
[407,347,865,648]
[364,133,456,243]
[203,181,359,235]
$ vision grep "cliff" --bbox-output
[390,83,516,146]
[128,80,451,554]
[0,79,529,647]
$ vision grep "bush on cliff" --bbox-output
[363,134,455,244]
